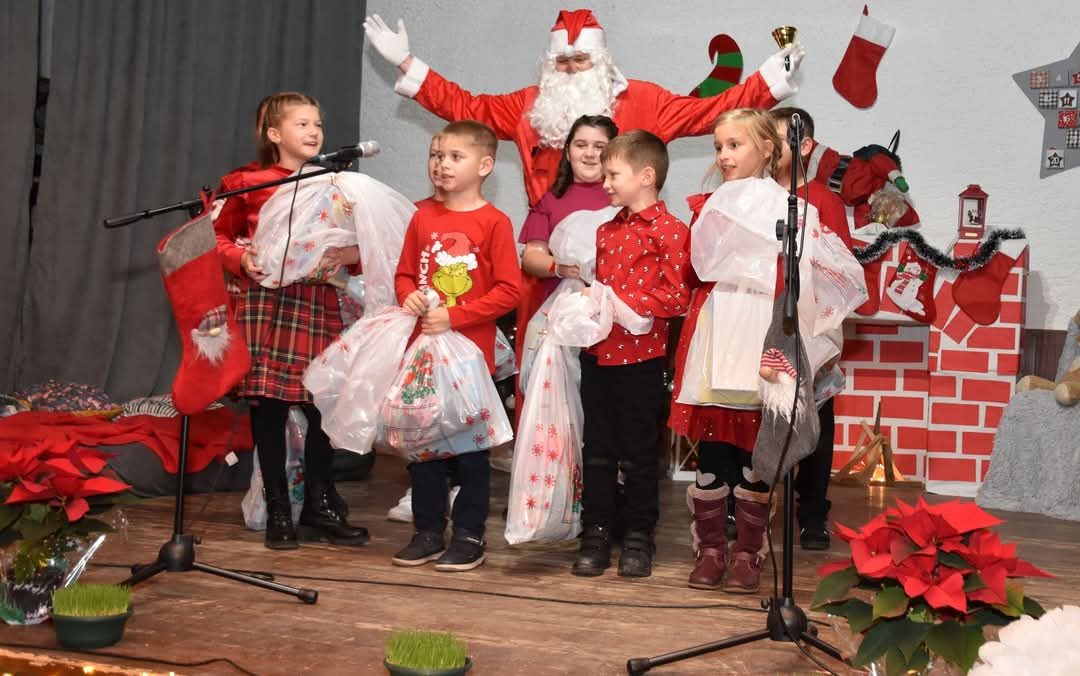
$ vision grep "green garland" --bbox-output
[853,228,1026,271]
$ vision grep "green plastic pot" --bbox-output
[383,656,472,676]
[52,607,132,649]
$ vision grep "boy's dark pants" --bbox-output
[579,353,665,534]
[409,451,490,537]
[795,397,835,526]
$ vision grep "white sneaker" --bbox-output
[387,486,460,523]
[386,488,413,522]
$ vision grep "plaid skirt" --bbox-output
[234,283,345,402]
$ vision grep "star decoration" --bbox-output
[1013,40,1080,177]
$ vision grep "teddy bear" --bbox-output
[1015,310,1080,406]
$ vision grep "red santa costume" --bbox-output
[386,10,801,207]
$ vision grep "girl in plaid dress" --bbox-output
[213,92,369,550]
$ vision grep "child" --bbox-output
[572,130,690,578]
[213,92,369,550]
[768,107,854,551]
[385,132,462,524]
[392,120,521,571]
[668,109,784,592]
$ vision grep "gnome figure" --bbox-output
[751,294,821,488]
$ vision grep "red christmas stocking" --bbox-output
[883,244,937,323]
[832,5,895,109]
[158,209,251,415]
[854,243,883,316]
[952,252,1016,325]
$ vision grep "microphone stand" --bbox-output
[626,116,842,674]
[103,159,356,604]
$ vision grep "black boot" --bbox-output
[298,479,369,546]
[263,480,298,551]
[571,524,612,577]
[618,530,655,578]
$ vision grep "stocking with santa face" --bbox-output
[158,209,251,415]
[884,243,937,324]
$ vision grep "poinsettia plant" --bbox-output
[0,438,133,582]
[812,497,1050,675]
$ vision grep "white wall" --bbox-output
[360,1,1080,330]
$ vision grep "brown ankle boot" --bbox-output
[687,485,729,589]
[724,486,771,594]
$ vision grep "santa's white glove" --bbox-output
[759,42,806,100]
[363,14,410,66]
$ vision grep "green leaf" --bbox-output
[969,606,1014,627]
[17,509,62,542]
[890,617,931,663]
[1005,580,1026,615]
[873,585,910,620]
[937,550,970,570]
[853,618,894,667]
[24,502,49,522]
[1023,595,1046,618]
[812,565,860,610]
[907,646,930,672]
[0,502,23,531]
[926,621,985,672]
[907,603,934,624]
[963,571,986,592]
[885,644,908,676]
[823,598,875,633]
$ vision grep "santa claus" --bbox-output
[364,9,804,206]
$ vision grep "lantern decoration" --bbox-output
[958,184,988,240]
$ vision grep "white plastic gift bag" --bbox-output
[493,327,517,383]
[380,330,511,462]
[505,336,583,544]
[547,206,619,284]
[254,171,414,314]
[303,306,418,453]
[241,407,307,530]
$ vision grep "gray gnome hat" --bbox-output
[751,292,820,487]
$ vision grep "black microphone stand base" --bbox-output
[121,415,318,604]
[626,595,841,675]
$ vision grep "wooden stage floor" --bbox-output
[4,455,1080,676]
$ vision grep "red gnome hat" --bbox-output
[548,9,606,56]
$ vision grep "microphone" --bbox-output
[312,140,380,164]
[787,113,802,148]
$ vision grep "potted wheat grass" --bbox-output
[384,630,471,675]
[50,583,132,649]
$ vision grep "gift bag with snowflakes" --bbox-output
[505,336,583,544]
[493,326,517,383]
[380,330,511,461]
[303,306,417,453]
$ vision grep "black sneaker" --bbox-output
[391,531,445,567]
[433,532,486,572]
[571,525,612,577]
[800,525,831,551]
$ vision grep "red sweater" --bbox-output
[212,164,293,278]
[394,202,521,373]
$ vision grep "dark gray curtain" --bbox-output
[0,0,39,392]
[14,0,366,401]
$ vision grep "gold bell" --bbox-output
[771,26,798,49]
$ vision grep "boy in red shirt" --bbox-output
[392,121,521,571]
[573,130,690,578]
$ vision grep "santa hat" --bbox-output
[548,9,606,56]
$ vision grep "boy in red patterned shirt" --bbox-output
[573,130,690,578]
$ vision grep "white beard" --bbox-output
[527,54,621,148]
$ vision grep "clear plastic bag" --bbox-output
[303,306,418,453]
[690,178,785,290]
[547,206,619,284]
[254,171,414,314]
[380,330,512,462]
[241,407,306,530]
[493,327,517,383]
[505,336,583,544]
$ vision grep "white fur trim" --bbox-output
[191,323,230,365]
[806,144,827,181]
[394,56,430,98]
[759,57,795,101]
[854,13,895,48]
[887,169,901,183]
[548,27,605,57]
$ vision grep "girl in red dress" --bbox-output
[213,92,369,550]
[668,108,783,593]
